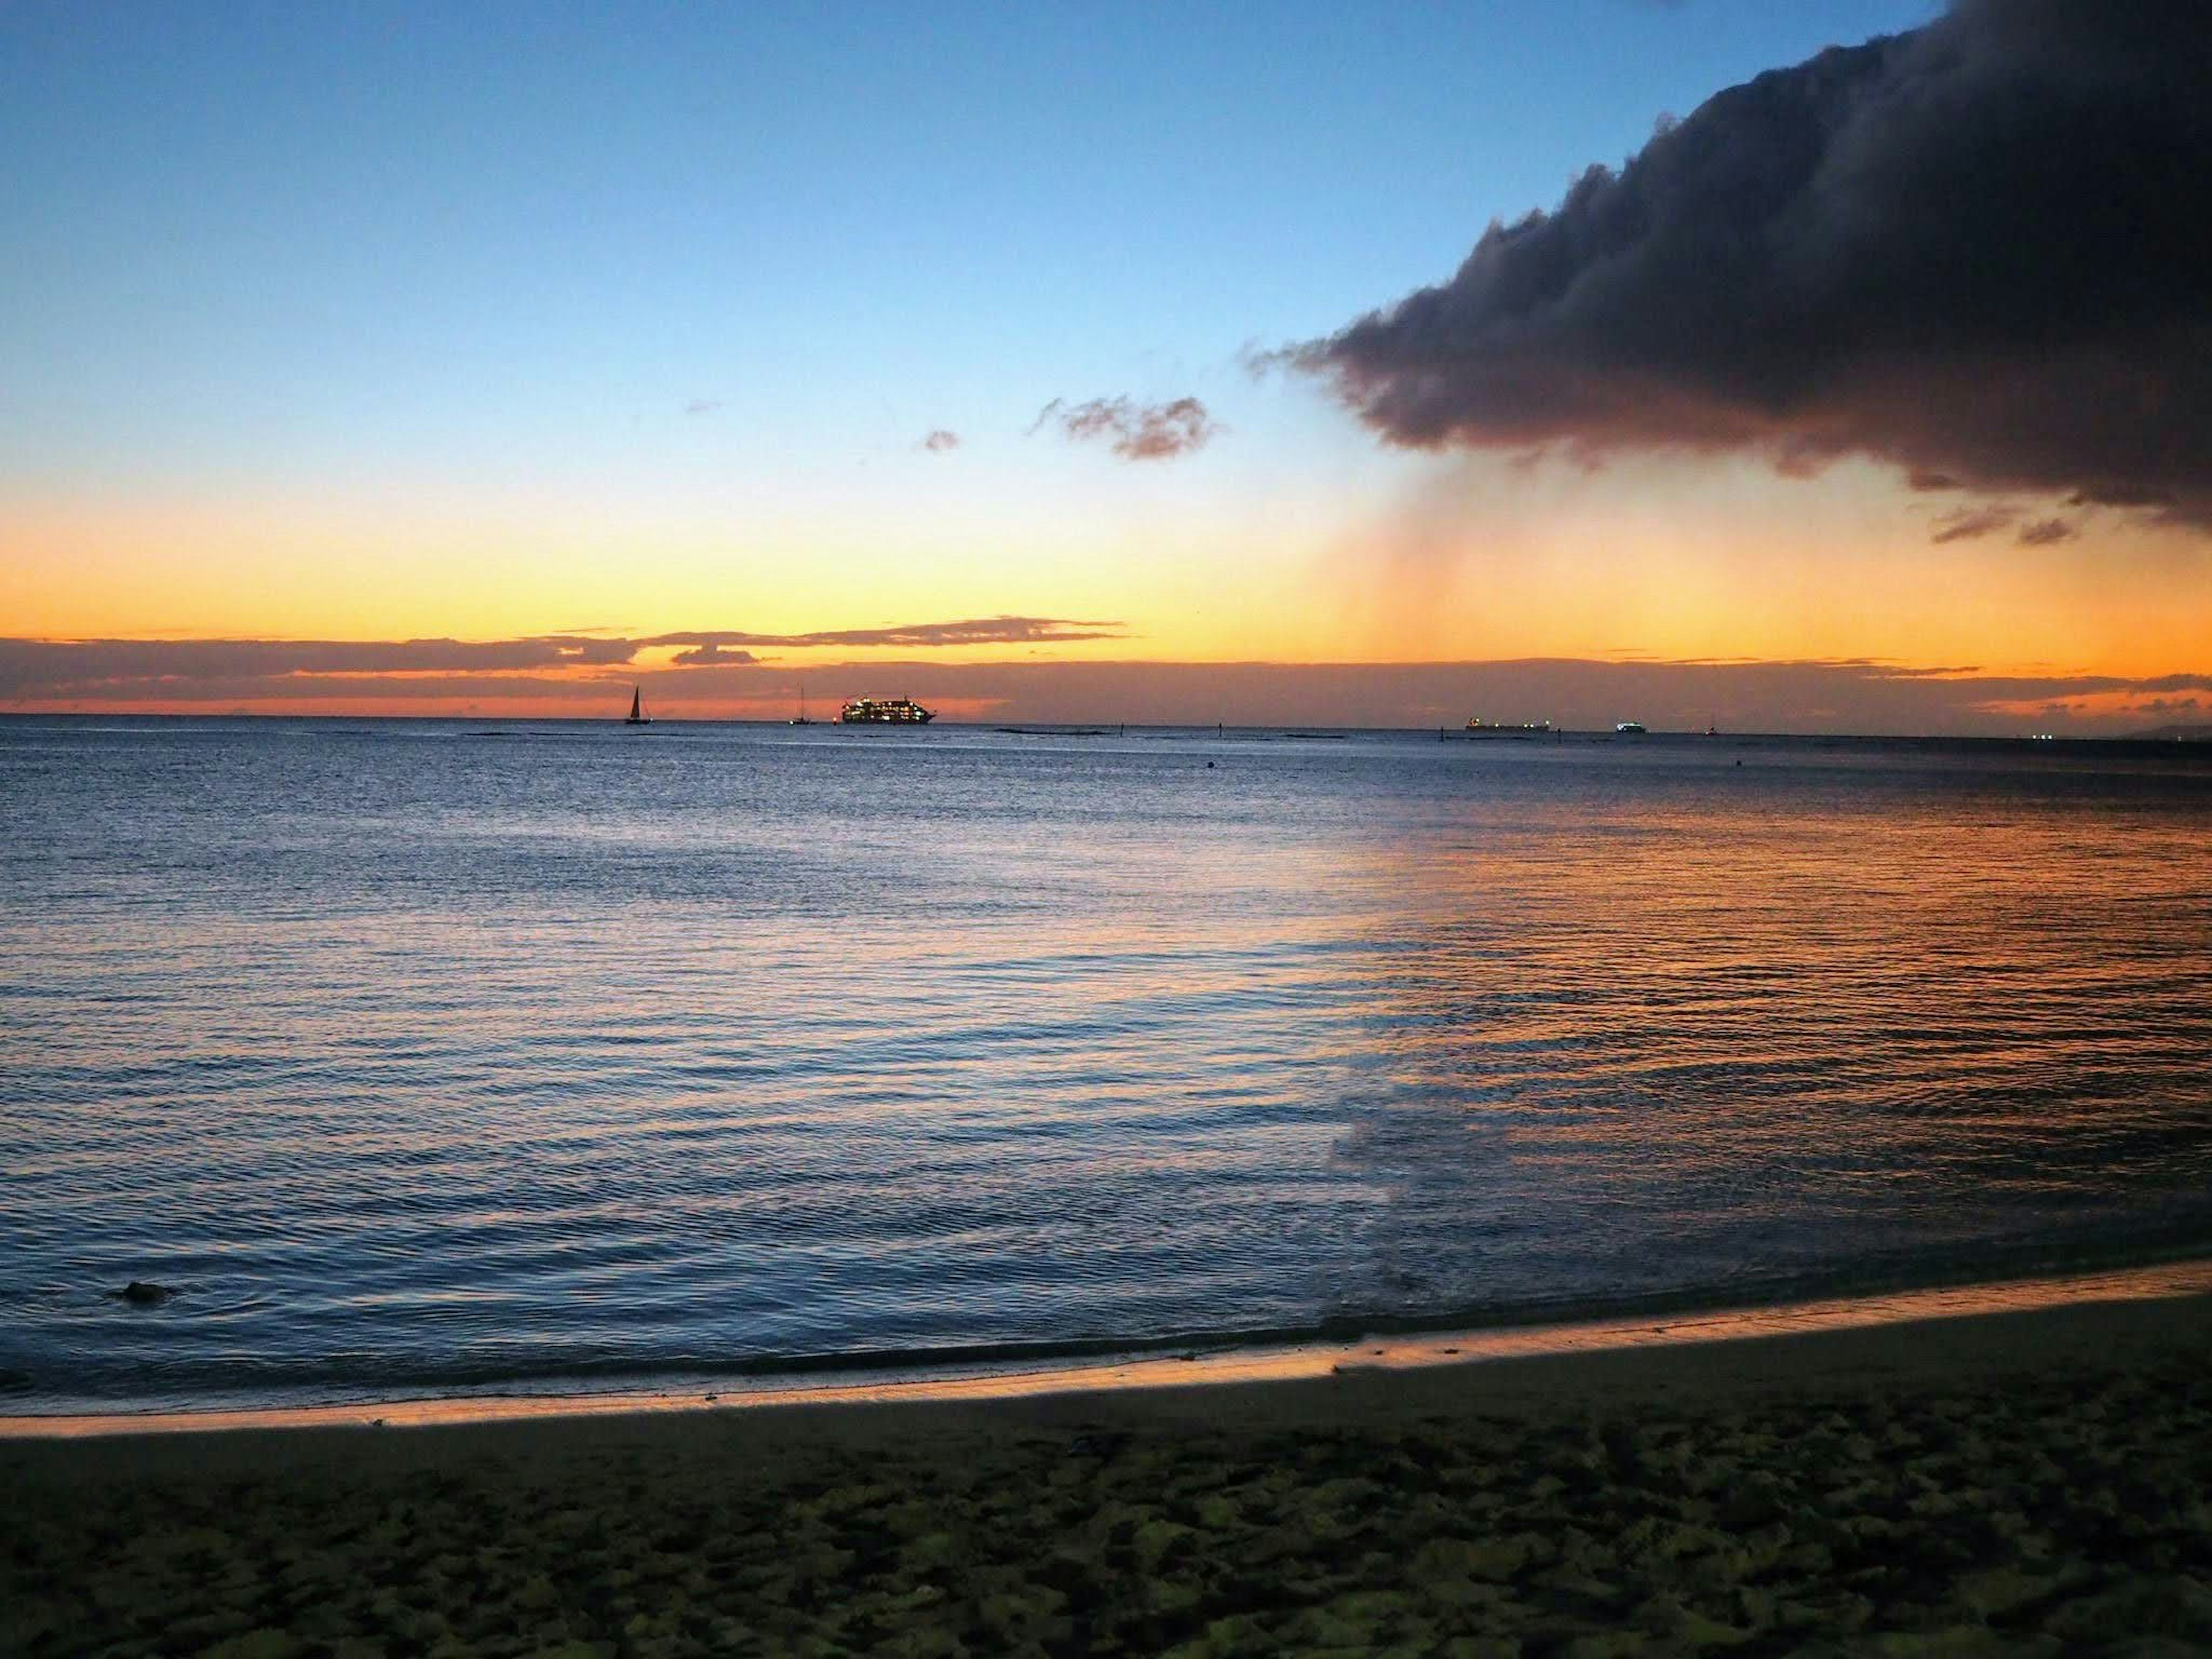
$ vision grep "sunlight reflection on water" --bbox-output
[3,719,2210,1410]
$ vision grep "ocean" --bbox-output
[3,716,2210,1414]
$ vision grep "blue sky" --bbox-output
[3,1,1938,499]
[18,2,2206,734]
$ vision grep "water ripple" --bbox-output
[3,719,2210,1410]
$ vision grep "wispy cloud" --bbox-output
[651,616,1128,651]
[1929,503,2084,546]
[0,636,639,692]
[0,617,1130,700]
[918,429,961,453]
[683,398,722,417]
[1031,396,1218,461]
[1930,504,2021,545]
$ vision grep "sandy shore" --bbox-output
[7,1290,2212,1657]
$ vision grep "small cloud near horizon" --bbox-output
[0,617,1132,700]
[919,429,961,452]
[654,615,1128,652]
[684,398,722,417]
[667,642,760,665]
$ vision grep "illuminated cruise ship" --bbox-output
[837,697,935,725]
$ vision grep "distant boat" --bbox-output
[1615,721,1646,736]
[790,684,814,726]
[838,696,934,725]
[623,686,651,726]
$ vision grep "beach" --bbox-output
[9,1289,2211,1657]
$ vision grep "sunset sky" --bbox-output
[4,1,2208,731]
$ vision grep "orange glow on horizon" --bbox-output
[5,450,2207,700]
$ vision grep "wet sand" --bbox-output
[7,1288,2212,1656]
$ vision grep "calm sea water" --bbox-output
[4,717,2211,1412]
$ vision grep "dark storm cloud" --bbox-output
[1296,1,2212,524]
[1031,396,1218,461]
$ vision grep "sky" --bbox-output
[3,1,2209,732]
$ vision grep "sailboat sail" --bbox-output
[624,686,649,725]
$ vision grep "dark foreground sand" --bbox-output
[7,1293,2212,1658]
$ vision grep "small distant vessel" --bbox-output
[790,684,814,726]
[623,686,651,726]
[1615,721,1646,736]
[838,696,934,725]
[1452,718,1551,739]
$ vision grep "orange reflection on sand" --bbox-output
[7,1259,2209,1441]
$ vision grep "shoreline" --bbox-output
[10,1272,2212,1656]
[11,1255,2211,1442]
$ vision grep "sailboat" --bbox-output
[623,686,651,726]
[789,683,813,726]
